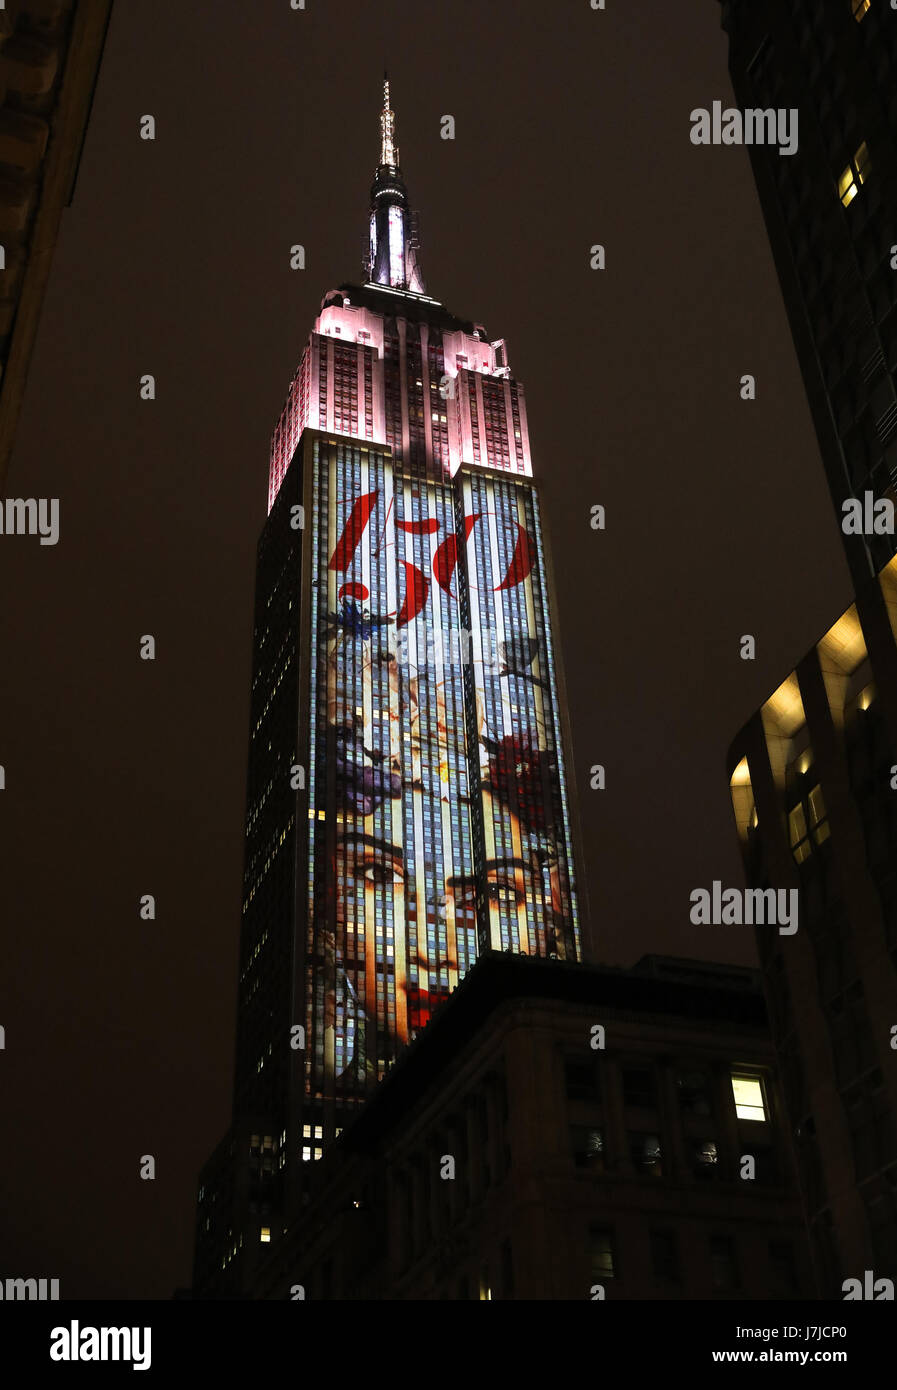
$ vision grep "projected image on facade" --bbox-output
[305,438,579,1110]
[193,79,588,1284]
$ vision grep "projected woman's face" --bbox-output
[318,521,574,1095]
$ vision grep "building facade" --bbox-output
[728,555,897,1294]
[250,953,814,1301]
[719,0,897,1298]
[718,0,897,587]
[193,82,584,1296]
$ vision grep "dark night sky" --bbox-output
[0,1,854,1298]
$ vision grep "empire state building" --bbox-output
[193,80,584,1296]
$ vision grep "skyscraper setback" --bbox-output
[193,81,583,1295]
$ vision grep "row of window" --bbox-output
[590,1226,800,1293]
[571,1126,781,1183]
[566,1063,768,1122]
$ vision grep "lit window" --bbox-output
[788,803,811,863]
[571,1125,605,1170]
[630,1132,663,1175]
[852,0,870,19]
[838,164,858,206]
[731,1074,767,1121]
[694,1139,719,1175]
[838,142,871,207]
[808,783,830,844]
[855,141,871,183]
[260,1227,271,1243]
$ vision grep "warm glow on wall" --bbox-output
[764,673,805,736]
[729,757,757,843]
[730,757,751,787]
[820,606,866,673]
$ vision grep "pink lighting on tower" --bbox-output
[265,81,535,513]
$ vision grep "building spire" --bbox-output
[380,71,398,167]
[367,74,425,294]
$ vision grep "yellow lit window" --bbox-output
[839,142,871,207]
[731,1075,766,1121]
[839,165,858,207]
[788,803,811,863]
[852,0,870,19]
[808,783,830,844]
[855,141,871,183]
[260,1226,271,1243]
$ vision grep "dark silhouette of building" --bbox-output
[728,559,897,1295]
[717,0,897,1295]
[192,82,587,1297]
[247,953,814,1300]
[0,0,113,486]
[718,0,897,588]
[718,0,897,1299]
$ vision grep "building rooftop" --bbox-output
[325,949,768,1161]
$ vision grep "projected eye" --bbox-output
[486,877,525,907]
[362,860,402,886]
[448,884,476,912]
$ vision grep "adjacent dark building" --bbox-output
[0,0,113,486]
[728,560,897,1294]
[248,953,814,1301]
[719,0,897,1297]
[718,0,897,587]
